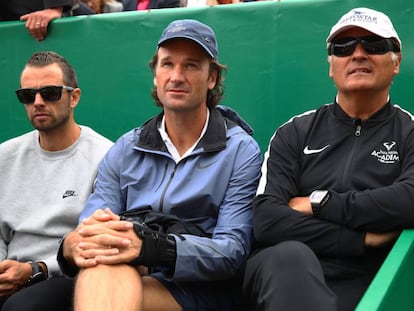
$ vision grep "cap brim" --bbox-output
[158,36,216,59]
[327,24,401,46]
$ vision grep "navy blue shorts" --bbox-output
[151,272,246,311]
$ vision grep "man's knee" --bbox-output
[247,241,318,273]
[77,264,141,289]
[78,264,135,278]
[244,241,325,298]
[75,264,142,311]
[243,242,337,311]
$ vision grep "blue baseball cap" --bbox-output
[157,19,218,59]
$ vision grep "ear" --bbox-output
[328,56,334,79]
[153,77,157,86]
[208,70,218,90]
[393,52,402,75]
[70,88,81,109]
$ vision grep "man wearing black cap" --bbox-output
[243,7,414,311]
[57,19,262,310]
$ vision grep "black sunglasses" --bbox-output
[328,36,400,57]
[15,85,74,104]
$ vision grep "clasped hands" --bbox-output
[64,208,143,269]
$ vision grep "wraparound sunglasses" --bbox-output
[15,85,74,104]
[328,35,400,57]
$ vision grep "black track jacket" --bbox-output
[254,100,414,275]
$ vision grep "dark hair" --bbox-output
[25,51,78,88]
[149,52,227,108]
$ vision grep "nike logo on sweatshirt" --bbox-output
[62,190,78,199]
[303,145,330,155]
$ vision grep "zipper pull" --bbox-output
[354,119,362,137]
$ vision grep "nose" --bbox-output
[352,43,367,58]
[170,66,184,82]
[33,92,46,106]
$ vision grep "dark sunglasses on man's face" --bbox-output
[328,36,400,57]
[15,85,74,104]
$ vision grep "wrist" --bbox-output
[129,222,177,270]
[58,235,80,277]
[63,231,79,264]
[37,261,48,276]
[310,190,330,217]
[26,261,47,287]
[47,6,64,18]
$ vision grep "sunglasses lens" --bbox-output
[15,86,63,104]
[330,36,397,57]
[362,39,389,54]
[40,86,63,101]
[16,89,35,104]
[331,38,357,57]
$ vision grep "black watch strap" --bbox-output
[310,190,330,217]
[27,261,47,287]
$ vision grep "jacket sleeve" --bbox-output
[0,225,10,261]
[44,0,73,14]
[173,137,262,281]
[254,126,365,257]
[320,131,414,232]
[44,0,73,9]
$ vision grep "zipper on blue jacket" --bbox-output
[159,163,177,213]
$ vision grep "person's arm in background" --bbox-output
[20,0,73,41]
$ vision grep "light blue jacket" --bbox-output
[80,107,262,281]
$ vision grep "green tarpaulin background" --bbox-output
[2,1,414,309]
[1,0,413,152]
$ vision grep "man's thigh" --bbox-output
[2,277,74,311]
[142,276,182,311]
[151,272,246,311]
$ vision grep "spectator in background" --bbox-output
[121,0,179,11]
[80,0,123,13]
[183,0,241,8]
[71,1,97,15]
[0,51,113,311]
[0,1,73,41]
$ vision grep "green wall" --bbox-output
[2,1,414,308]
[1,0,413,152]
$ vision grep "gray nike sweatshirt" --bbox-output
[0,126,112,277]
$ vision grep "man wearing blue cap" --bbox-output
[243,7,413,311]
[58,19,262,310]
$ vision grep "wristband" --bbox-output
[128,221,177,269]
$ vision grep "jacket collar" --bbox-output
[332,98,392,121]
[137,107,227,153]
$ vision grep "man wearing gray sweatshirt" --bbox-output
[0,51,113,310]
